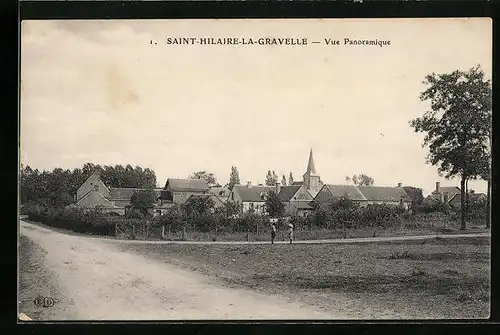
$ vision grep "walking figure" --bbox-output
[288,224,294,244]
[270,222,277,244]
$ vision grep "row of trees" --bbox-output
[20,163,157,208]
[188,168,297,190]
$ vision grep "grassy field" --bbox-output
[116,236,490,319]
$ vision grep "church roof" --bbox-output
[304,148,318,176]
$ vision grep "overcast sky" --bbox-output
[20,19,491,195]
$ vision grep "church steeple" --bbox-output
[302,148,322,197]
[305,148,317,176]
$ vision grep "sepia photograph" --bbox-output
[18,18,492,321]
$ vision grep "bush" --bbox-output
[419,199,451,214]
[25,203,115,236]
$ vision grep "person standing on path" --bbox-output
[271,222,277,244]
[288,224,294,244]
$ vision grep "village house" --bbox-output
[357,184,411,209]
[314,184,368,208]
[229,182,274,215]
[426,182,461,204]
[313,184,411,210]
[277,184,314,217]
[73,173,172,216]
[423,182,486,209]
[449,190,487,209]
[161,178,209,204]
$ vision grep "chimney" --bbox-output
[397,183,402,188]
[275,182,281,194]
[435,182,441,193]
[247,181,252,188]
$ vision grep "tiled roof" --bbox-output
[357,186,409,202]
[325,184,367,201]
[292,181,304,185]
[166,178,209,191]
[277,185,302,202]
[432,187,461,196]
[208,187,231,198]
[108,187,162,200]
[76,190,118,209]
[449,192,486,203]
[233,185,274,202]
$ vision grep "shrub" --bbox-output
[25,204,115,236]
[358,204,403,229]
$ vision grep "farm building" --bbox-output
[161,178,209,205]
[277,184,314,217]
[229,183,274,214]
[73,173,172,215]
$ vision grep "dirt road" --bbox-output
[19,220,339,320]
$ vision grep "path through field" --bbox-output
[19,220,338,320]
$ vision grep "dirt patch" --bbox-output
[18,236,73,321]
[19,221,339,320]
[117,237,490,319]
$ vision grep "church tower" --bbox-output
[303,148,322,197]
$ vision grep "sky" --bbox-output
[20,19,492,195]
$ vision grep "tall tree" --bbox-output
[352,174,374,187]
[228,166,240,190]
[265,170,274,186]
[288,172,294,185]
[410,65,492,230]
[281,174,287,186]
[402,186,424,210]
[265,170,279,186]
[189,171,217,187]
[264,190,285,218]
[476,139,491,228]
[130,188,157,216]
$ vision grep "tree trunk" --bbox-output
[465,179,469,221]
[486,179,491,228]
[460,176,466,230]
